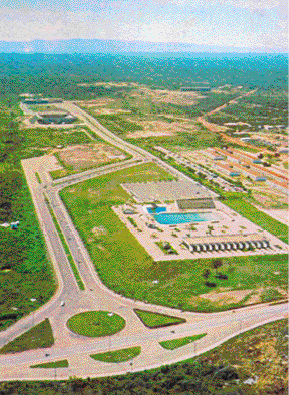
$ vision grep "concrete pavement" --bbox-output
[0,101,287,381]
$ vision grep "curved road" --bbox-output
[0,101,287,381]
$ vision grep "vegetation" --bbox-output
[225,197,288,243]
[45,198,85,290]
[0,104,56,331]
[159,333,207,350]
[0,319,54,354]
[90,346,141,363]
[134,309,186,329]
[155,241,178,255]
[67,311,126,337]
[60,164,288,312]
[30,359,69,369]
[1,319,287,394]
[127,216,137,228]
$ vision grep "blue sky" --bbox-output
[0,0,287,51]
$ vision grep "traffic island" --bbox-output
[90,346,141,363]
[0,318,54,354]
[134,309,186,329]
[67,311,126,337]
[159,333,207,350]
[30,359,69,368]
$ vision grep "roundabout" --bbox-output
[67,311,126,337]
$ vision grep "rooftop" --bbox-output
[121,179,212,203]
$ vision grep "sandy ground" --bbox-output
[256,208,289,226]
[58,143,126,171]
[126,119,198,139]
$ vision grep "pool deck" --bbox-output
[112,200,288,262]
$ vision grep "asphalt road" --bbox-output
[0,101,287,381]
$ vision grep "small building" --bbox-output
[123,209,135,215]
[36,111,76,125]
[255,176,267,182]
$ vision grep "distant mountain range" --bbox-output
[0,39,283,54]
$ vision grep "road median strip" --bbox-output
[44,196,85,290]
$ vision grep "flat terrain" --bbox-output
[67,311,126,337]
[0,319,54,354]
[60,163,288,312]
[1,319,287,394]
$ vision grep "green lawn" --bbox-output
[22,126,91,154]
[60,163,288,312]
[159,334,207,350]
[30,359,69,369]
[134,309,186,329]
[67,311,126,337]
[90,347,141,363]
[225,198,288,244]
[0,319,54,354]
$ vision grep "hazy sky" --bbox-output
[0,0,288,51]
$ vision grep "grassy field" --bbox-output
[159,333,207,350]
[134,309,186,329]
[225,198,288,244]
[21,126,92,158]
[30,360,69,369]
[60,163,288,312]
[0,319,54,354]
[90,347,141,363]
[45,198,84,290]
[67,311,126,337]
[0,171,56,331]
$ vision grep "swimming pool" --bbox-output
[152,212,217,225]
[147,206,167,214]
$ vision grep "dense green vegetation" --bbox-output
[30,360,69,369]
[225,198,288,243]
[0,104,56,331]
[0,319,54,354]
[67,311,126,337]
[1,319,287,394]
[134,309,186,329]
[159,334,207,350]
[90,346,141,363]
[60,164,287,312]
[207,89,288,130]
[1,54,287,104]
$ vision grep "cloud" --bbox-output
[0,1,287,52]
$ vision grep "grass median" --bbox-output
[30,359,69,369]
[159,334,207,350]
[45,198,85,290]
[0,318,54,354]
[90,347,141,363]
[134,309,185,329]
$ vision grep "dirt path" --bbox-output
[197,89,258,136]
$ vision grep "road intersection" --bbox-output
[0,102,287,381]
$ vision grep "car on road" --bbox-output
[60,301,65,306]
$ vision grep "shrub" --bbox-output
[205,282,217,288]
[212,260,223,269]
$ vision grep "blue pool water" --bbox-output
[153,212,217,225]
[147,206,167,214]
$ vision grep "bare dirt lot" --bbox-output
[139,87,204,106]
[57,143,126,171]
[126,119,199,139]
